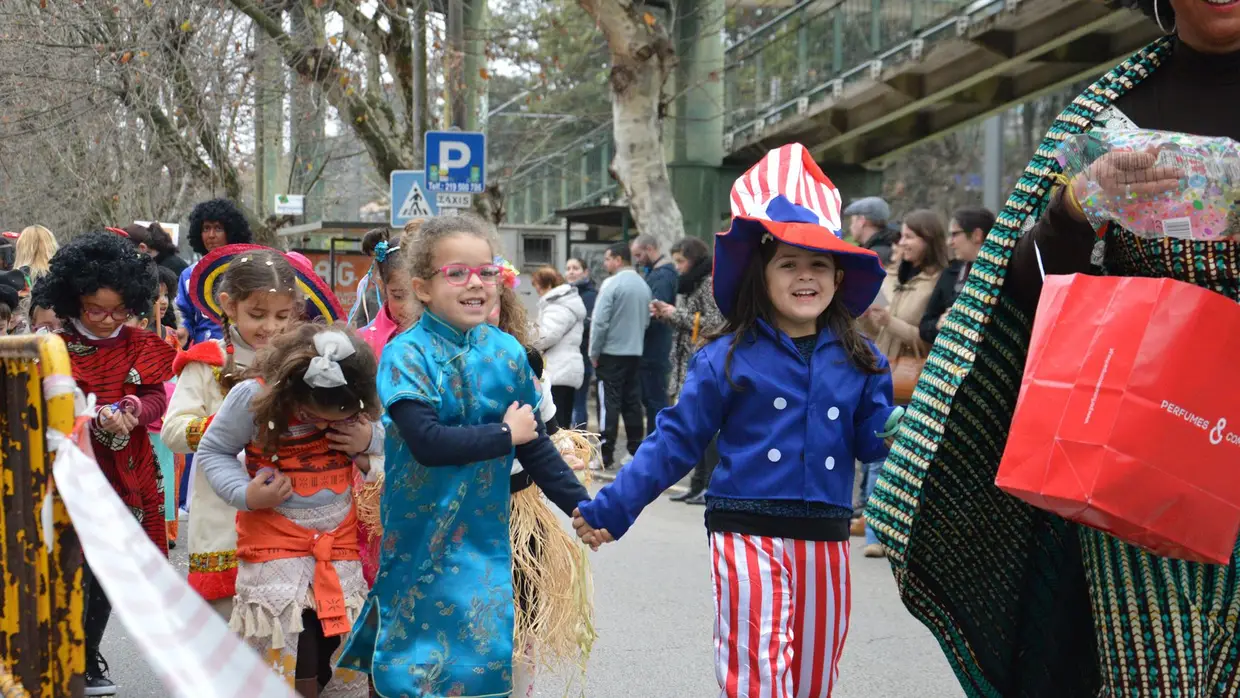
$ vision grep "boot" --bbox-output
[684,491,706,505]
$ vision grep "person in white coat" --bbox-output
[531,266,586,424]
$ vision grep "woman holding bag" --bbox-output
[869,2,1240,697]
[855,210,947,557]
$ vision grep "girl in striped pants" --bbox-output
[572,143,902,698]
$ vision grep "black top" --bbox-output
[387,400,588,517]
[919,259,969,344]
[1007,39,1240,315]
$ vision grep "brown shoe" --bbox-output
[849,517,866,537]
[863,543,886,558]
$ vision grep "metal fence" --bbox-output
[503,0,1009,224]
[0,335,84,697]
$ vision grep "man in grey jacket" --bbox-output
[590,242,651,468]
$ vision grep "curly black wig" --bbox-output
[33,231,160,322]
[187,198,252,255]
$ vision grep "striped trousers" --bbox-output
[710,533,851,698]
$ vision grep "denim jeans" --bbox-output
[862,459,884,546]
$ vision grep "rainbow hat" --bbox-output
[712,143,885,318]
[190,244,345,325]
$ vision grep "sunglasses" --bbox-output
[83,306,132,323]
[434,263,503,286]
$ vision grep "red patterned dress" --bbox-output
[61,324,178,555]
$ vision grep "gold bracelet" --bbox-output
[1051,172,1086,219]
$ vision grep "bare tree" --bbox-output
[575,0,685,248]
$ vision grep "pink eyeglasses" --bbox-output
[434,264,503,286]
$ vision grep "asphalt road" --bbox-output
[101,483,965,697]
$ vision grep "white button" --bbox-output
[825,457,836,470]
[773,397,787,410]
[767,448,781,462]
[827,406,840,421]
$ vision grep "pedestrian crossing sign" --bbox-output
[390,170,440,227]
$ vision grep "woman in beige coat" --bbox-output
[856,208,949,557]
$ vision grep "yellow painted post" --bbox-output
[0,335,83,698]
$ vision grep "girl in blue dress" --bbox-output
[573,144,903,698]
[337,213,590,698]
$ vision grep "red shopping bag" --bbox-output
[995,273,1240,564]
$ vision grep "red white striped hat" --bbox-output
[713,143,885,317]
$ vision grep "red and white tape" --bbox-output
[52,428,296,698]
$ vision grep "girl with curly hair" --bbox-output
[196,323,383,696]
[175,198,254,345]
[336,214,590,698]
[32,230,179,696]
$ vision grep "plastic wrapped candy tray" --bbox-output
[1055,129,1240,240]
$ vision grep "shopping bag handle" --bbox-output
[1034,240,1046,282]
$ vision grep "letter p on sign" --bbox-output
[440,142,470,171]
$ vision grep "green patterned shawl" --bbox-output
[869,37,1174,698]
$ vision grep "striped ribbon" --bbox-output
[52,423,296,698]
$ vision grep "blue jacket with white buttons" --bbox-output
[577,319,896,540]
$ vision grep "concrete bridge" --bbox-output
[501,0,1158,240]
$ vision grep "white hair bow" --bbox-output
[303,331,356,389]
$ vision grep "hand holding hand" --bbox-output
[503,402,538,445]
[245,468,293,510]
[650,300,675,319]
[327,417,372,454]
[353,453,372,475]
[572,508,613,551]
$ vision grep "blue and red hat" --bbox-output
[190,243,345,325]
[713,143,885,317]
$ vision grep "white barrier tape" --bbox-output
[52,435,297,698]
[41,374,77,399]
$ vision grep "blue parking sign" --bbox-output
[425,131,486,194]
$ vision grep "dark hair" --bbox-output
[361,227,405,286]
[33,231,159,322]
[156,265,179,297]
[531,266,564,290]
[188,199,253,255]
[704,239,885,385]
[122,224,154,248]
[146,223,178,256]
[951,208,996,239]
[217,249,300,392]
[632,234,660,252]
[567,256,588,271]
[0,278,18,324]
[404,213,496,280]
[901,209,951,273]
[671,237,710,265]
[249,324,380,453]
[605,243,630,264]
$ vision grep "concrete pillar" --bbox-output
[666,0,726,240]
[983,114,1004,213]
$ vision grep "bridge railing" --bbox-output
[503,0,1010,224]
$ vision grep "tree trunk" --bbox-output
[577,0,684,250]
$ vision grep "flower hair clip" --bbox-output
[494,256,520,289]
[374,240,400,263]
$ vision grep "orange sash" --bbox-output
[235,506,360,637]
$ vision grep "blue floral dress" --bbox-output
[338,310,537,698]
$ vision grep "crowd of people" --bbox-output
[2,6,1234,696]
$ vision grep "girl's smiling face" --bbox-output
[412,233,498,332]
[221,290,297,349]
[764,243,842,337]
